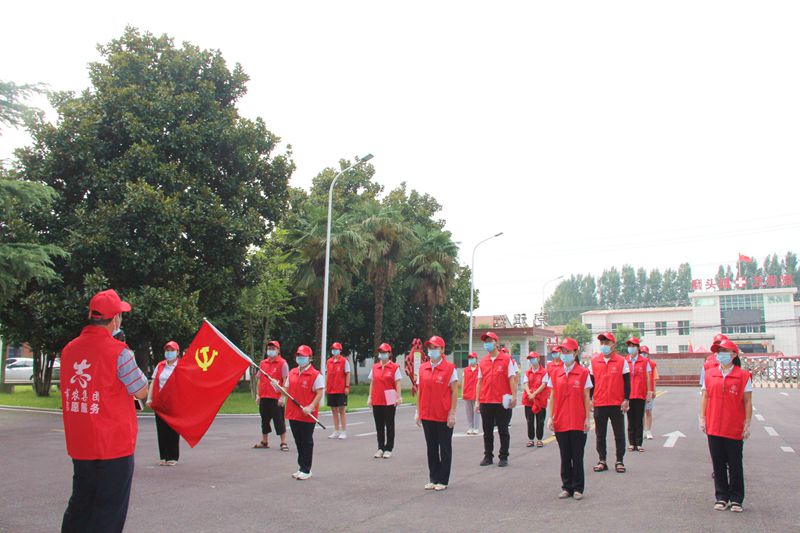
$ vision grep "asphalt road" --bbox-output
[1,387,799,533]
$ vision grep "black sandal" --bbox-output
[280,443,290,452]
[593,461,608,472]
[526,441,535,447]
[253,441,269,449]
[615,462,626,473]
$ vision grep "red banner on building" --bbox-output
[151,320,252,447]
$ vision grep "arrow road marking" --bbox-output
[662,430,686,448]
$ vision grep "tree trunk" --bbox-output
[351,351,359,385]
[32,351,54,397]
[373,272,387,353]
[424,301,435,340]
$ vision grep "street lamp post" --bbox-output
[320,154,374,404]
[468,232,504,356]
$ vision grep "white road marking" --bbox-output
[356,431,377,437]
[781,446,795,453]
[781,392,789,396]
[662,431,686,448]
[764,426,779,437]
[755,414,765,422]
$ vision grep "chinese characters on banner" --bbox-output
[691,275,794,292]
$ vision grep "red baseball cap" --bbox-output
[711,339,739,354]
[712,333,729,345]
[88,289,131,320]
[597,332,616,343]
[295,345,313,357]
[559,338,579,352]
[526,352,540,359]
[481,331,499,342]
[266,340,281,350]
[468,352,478,358]
[640,345,650,354]
[378,342,392,352]
[425,336,446,349]
[164,341,179,352]
[626,337,640,346]
[330,342,343,350]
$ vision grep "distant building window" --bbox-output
[656,345,668,353]
[678,320,690,335]
[678,344,689,352]
[655,321,667,336]
[633,322,645,335]
[585,323,592,333]
[694,297,716,307]
[7,346,23,358]
[767,294,791,304]
[720,294,766,334]
[611,323,622,332]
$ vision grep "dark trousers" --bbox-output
[259,397,286,435]
[372,405,396,452]
[594,405,626,463]
[289,420,315,474]
[627,399,646,448]
[708,435,745,504]
[421,420,454,485]
[61,454,134,533]
[155,413,180,461]
[524,406,546,441]
[556,431,587,494]
[480,403,511,459]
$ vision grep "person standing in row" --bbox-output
[700,338,752,513]
[522,352,547,448]
[368,342,402,458]
[284,345,324,480]
[625,337,652,452]
[61,289,149,533]
[461,352,481,435]
[641,345,658,440]
[146,341,181,466]
[416,336,459,491]
[475,331,517,467]
[326,341,351,440]
[546,337,592,500]
[254,340,289,451]
[590,332,630,474]
[700,333,729,385]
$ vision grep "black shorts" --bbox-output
[327,393,348,407]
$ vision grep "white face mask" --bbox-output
[267,349,278,358]
[378,352,389,361]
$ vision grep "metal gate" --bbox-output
[742,356,799,388]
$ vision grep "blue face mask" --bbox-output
[716,352,732,366]
[530,360,539,368]
[428,349,442,360]
[468,358,477,366]
[378,352,389,361]
[164,351,178,361]
[627,346,638,356]
[562,353,575,365]
[331,349,341,356]
[267,349,278,358]
[296,356,309,366]
[551,352,561,360]
[484,342,496,352]
[600,345,612,356]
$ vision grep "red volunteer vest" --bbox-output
[704,355,719,370]
[326,356,349,394]
[258,355,287,399]
[628,356,649,400]
[590,353,626,407]
[461,365,478,400]
[370,361,400,406]
[150,360,169,401]
[705,365,751,441]
[284,366,321,423]
[478,352,512,404]
[647,358,657,390]
[550,364,590,433]
[61,326,138,460]
[418,360,456,422]
[546,360,563,380]
[523,367,547,412]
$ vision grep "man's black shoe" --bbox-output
[480,457,493,466]
[498,459,508,467]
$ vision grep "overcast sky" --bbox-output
[3,1,799,319]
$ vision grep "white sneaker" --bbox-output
[338,432,348,440]
[434,484,448,491]
[328,431,340,439]
[166,460,178,466]
[466,429,475,435]
[296,472,313,480]
[374,450,384,458]
[424,482,436,490]
[291,470,302,479]
[645,431,653,440]
[382,451,392,459]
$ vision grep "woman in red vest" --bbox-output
[523,352,547,447]
[461,352,480,435]
[625,337,652,452]
[545,337,592,500]
[415,336,459,491]
[326,341,351,440]
[641,345,658,440]
[700,339,752,512]
[700,333,729,385]
[283,345,324,480]
[146,341,181,465]
[368,342,402,458]
[254,340,289,451]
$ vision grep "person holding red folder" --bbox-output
[522,352,547,447]
[368,342,402,458]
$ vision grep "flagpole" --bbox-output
[203,319,327,429]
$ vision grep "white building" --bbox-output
[582,287,800,355]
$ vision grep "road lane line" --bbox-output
[781,392,789,396]
[781,446,795,453]
[356,431,377,437]
[764,426,779,437]
[755,414,765,422]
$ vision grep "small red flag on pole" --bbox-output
[739,253,753,263]
[151,320,251,447]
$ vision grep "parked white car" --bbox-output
[4,358,60,383]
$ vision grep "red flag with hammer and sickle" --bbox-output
[151,320,251,447]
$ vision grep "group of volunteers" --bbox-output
[57,289,754,532]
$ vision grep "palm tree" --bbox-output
[287,203,365,365]
[360,201,415,352]
[407,225,459,339]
